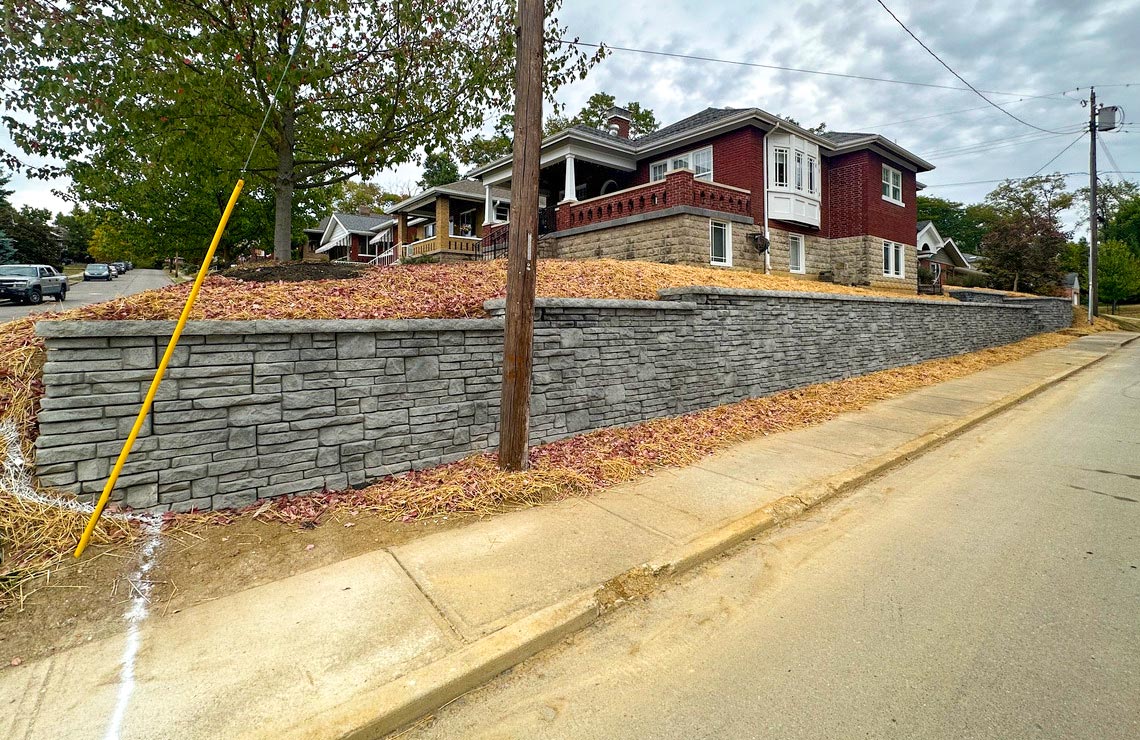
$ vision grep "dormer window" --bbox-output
[882,164,903,205]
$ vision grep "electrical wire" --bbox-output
[857,94,1071,130]
[924,128,1082,158]
[1099,136,1125,181]
[243,12,309,172]
[560,40,1058,99]
[875,0,1070,134]
[925,171,1140,189]
[1031,132,1086,175]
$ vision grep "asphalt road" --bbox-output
[0,268,172,324]
[413,340,1140,739]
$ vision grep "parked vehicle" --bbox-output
[108,264,119,278]
[125,261,134,271]
[112,261,128,274]
[84,263,113,282]
[0,264,69,304]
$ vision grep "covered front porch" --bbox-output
[392,184,499,261]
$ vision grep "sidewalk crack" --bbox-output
[387,548,469,646]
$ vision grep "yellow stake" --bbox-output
[74,179,245,558]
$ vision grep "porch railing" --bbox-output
[404,234,482,259]
[555,169,752,231]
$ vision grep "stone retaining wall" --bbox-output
[34,290,1072,512]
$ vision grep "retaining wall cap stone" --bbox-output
[483,297,698,312]
[35,318,505,338]
[656,286,1035,309]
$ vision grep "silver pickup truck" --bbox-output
[0,264,69,304]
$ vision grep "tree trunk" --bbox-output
[273,107,296,262]
[1012,272,1019,292]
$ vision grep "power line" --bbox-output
[1031,133,1086,175]
[925,171,1140,188]
[1099,136,1125,180]
[858,94,1072,130]
[924,128,1081,158]
[561,40,1059,99]
[875,1,1070,134]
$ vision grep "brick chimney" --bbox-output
[605,106,633,138]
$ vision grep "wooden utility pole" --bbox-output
[498,0,543,470]
[1088,87,1099,323]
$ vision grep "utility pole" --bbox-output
[498,0,543,471]
[1088,87,1098,324]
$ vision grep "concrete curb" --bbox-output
[319,335,1134,739]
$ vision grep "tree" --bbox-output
[1097,240,1140,314]
[576,93,659,137]
[457,93,657,167]
[916,195,996,254]
[1104,197,1140,258]
[1074,179,1139,230]
[979,175,1073,293]
[331,181,405,214]
[1,1,600,261]
[418,152,462,189]
[775,114,827,134]
[53,208,97,263]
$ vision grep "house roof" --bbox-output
[917,220,933,231]
[1063,272,1079,288]
[633,107,743,148]
[469,105,934,181]
[391,179,511,214]
[304,216,331,235]
[333,212,392,234]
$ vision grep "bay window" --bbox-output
[773,147,789,188]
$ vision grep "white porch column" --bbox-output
[484,185,495,224]
[562,154,577,202]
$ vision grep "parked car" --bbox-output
[112,261,128,274]
[84,263,113,282]
[0,264,69,304]
[108,264,119,278]
[125,260,134,271]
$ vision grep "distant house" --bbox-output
[469,104,934,289]
[388,179,512,262]
[1061,272,1080,306]
[314,210,395,264]
[916,220,986,289]
[302,216,331,259]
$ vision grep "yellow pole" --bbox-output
[73,179,245,558]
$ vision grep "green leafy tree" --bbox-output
[979,175,1072,293]
[576,93,659,137]
[417,152,462,189]
[774,114,827,134]
[1097,240,1140,313]
[1073,179,1139,230]
[916,195,996,254]
[331,182,404,215]
[1059,238,1089,288]
[53,207,97,263]
[458,93,656,168]
[1,1,600,261]
[1104,198,1140,258]
[6,206,60,266]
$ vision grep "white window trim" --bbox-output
[882,240,906,278]
[808,156,818,195]
[772,147,789,188]
[710,220,732,267]
[882,164,904,206]
[788,234,805,274]
[650,145,714,183]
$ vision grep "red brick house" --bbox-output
[313,210,396,264]
[471,106,934,289]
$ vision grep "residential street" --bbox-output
[0,268,171,323]
[412,340,1140,740]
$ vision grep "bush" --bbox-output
[943,271,990,288]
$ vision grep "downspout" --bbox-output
[762,127,773,274]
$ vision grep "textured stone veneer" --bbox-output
[34,290,1071,512]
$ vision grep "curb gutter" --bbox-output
[312,336,1135,739]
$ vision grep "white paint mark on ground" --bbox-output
[1,419,163,739]
[104,515,161,740]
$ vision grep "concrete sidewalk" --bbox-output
[2,332,1135,740]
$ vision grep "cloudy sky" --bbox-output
[6,0,1139,237]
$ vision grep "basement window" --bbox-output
[882,240,905,277]
[710,220,732,266]
[789,234,805,274]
